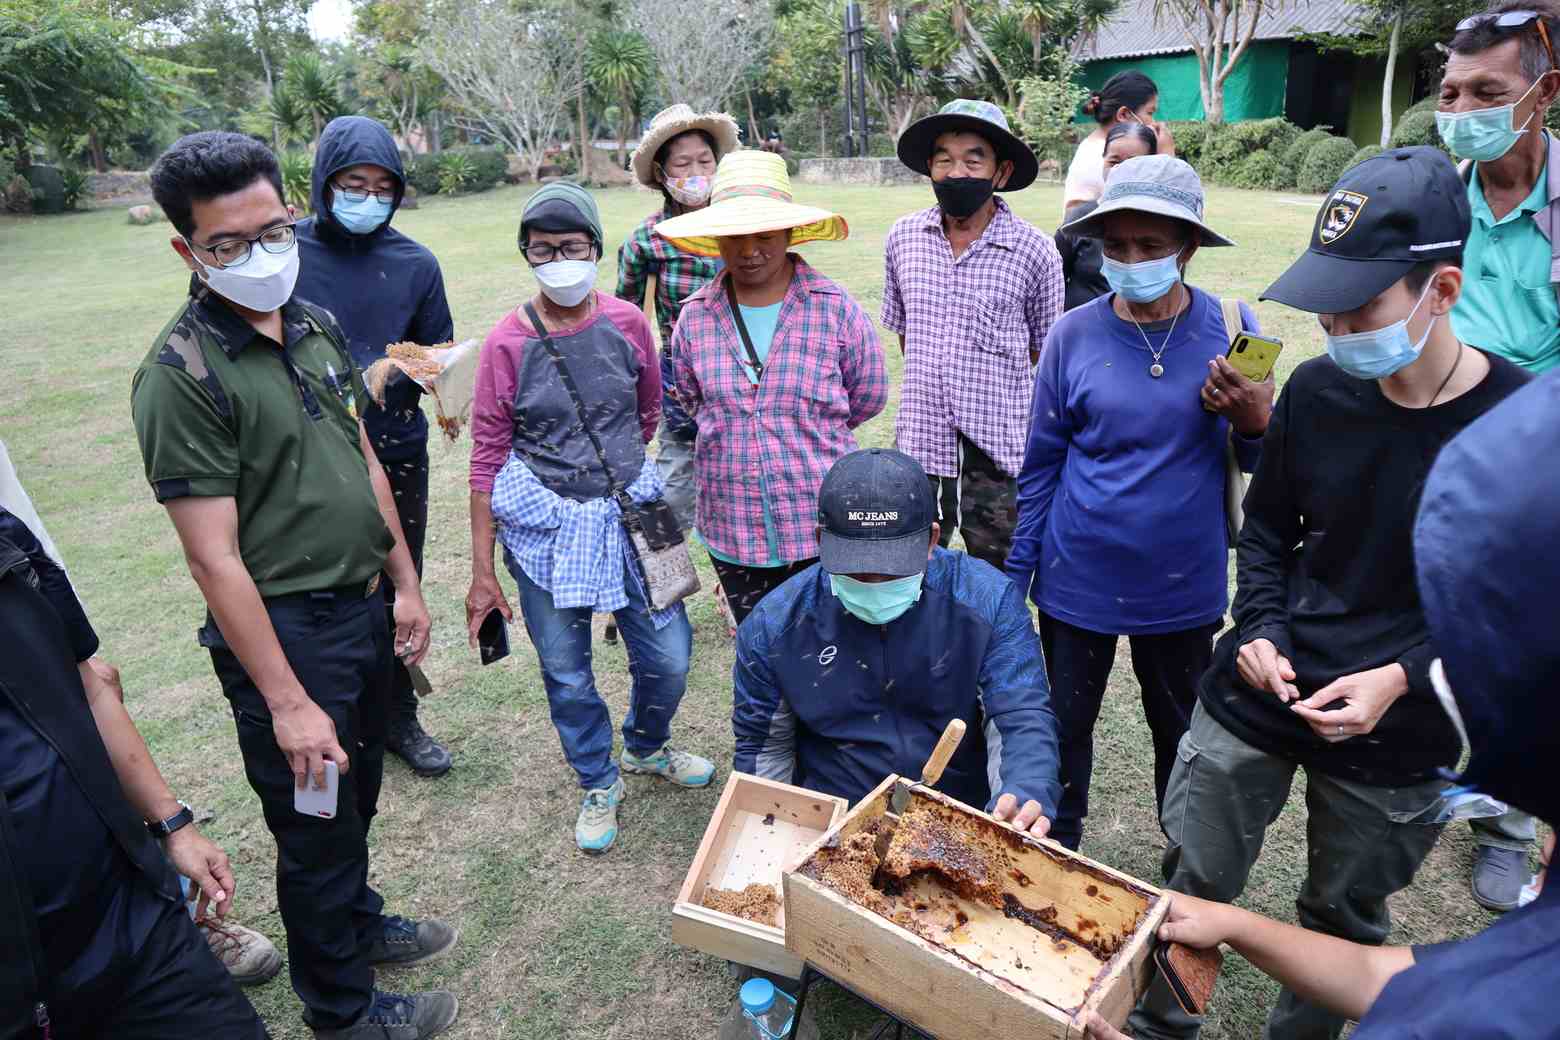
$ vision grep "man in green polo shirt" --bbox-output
[1436,5,1559,918]
[133,131,458,1040]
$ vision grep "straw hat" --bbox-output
[652,151,849,257]
[631,104,742,188]
[1058,155,1234,247]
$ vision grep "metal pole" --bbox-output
[841,4,854,157]
[845,2,867,156]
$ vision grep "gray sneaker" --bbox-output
[311,990,459,1039]
[366,916,459,968]
[1472,845,1527,912]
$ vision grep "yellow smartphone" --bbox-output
[1226,331,1283,382]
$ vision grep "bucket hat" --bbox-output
[1059,154,1234,247]
[630,104,742,188]
[652,151,849,257]
[896,99,1039,192]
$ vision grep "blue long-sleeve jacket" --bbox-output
[732,548,1062,815]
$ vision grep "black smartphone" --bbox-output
[478,609,510,665]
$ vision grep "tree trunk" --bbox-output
[617,87,631,167]
[819,108,827,155]
[313,110,324,148]
[88,127,107,172]
[1381,9,1402,147]
[576,93,589,181]
[746,85,760,143]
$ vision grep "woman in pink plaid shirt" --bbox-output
[656,151,888,625]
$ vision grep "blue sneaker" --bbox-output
[576,778,626,854]
[621,744,716,788]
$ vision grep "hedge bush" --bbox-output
[1227,149,1285,190]
[1166,121,1208,167]
[1282,127,1335,172]
[1204,117,1302,173]
[1298,135,1360,193]
[1389,109,1442,151]
[405,146,506,195]
[1347,144,1385,171]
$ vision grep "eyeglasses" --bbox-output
[190,223,297,269]
[522,240,595,265]
[333,184,395,205]
[1456,10,1559,71]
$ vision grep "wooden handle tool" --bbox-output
[919,718,967,787]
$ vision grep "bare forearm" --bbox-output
[1220,905,1414,1020]
[471,491,498,579]
[82,663,181,824]
[189,554,307,713]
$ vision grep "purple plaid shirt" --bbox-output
[672,257,888,565]
[882,198,1064,478]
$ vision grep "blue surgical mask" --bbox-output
[331,188,393,234]
[1323,279,1436,380]
[1102,250,1182,303]
[829,572,924,625]
[1435,77,1543,162]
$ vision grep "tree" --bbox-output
[1299,0,1484,146]
[1015,50,1089,173]
[629,0,774,114]
[1153,0,1279,124]
[586,29,655,165]
[282,52,343,146]
[419,0,586,179]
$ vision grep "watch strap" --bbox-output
[147,802,194,839]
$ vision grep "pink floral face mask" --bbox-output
[664,174,713,208]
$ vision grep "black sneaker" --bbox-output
[387,718,453,777]
[310,989,459,1039]
[367,915,459,968]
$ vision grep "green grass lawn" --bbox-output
[0,179,1509,1039]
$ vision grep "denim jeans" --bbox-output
[507,552,693,791]
[655,423,698,533]
[1127,702,1446,1040]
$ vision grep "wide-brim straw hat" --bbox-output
[631,103,742,188]
[896,99,1039,192]
[1059,154,1234,247]
[653,151,849,257]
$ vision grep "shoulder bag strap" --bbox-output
[724,276,766,381]
[522,302,626,496]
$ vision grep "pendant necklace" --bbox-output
[1125,287,1182,378]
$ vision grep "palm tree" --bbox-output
[1013,0,1066,64]
[283,53,343,148]
[586,29,655,167]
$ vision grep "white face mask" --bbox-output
[189,240,300,313]
[534,258,597,308]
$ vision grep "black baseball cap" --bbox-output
[817,449,936,577]
[1260,146,1470,314]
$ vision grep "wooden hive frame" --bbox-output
[783,775,1169,1039]
[673,772,849,978]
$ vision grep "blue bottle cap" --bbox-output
[740,977,776,1015]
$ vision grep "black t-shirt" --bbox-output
[1200,351,1532,785]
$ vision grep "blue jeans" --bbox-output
[507,552,693,790]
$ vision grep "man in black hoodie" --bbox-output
[296,116,454,778]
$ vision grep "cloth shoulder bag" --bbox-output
[1218,297,1249,547]
[522,303,699,610]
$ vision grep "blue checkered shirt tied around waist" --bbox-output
[490,451,680,629]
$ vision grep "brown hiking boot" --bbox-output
[202,920,283,986]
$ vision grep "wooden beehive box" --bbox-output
[673,772,849,977]
[783,776,1167,1038]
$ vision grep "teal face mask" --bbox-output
[829,572,924,625]
[1101,250,1182,303]
[331,188,393,234]
[1436,77,1543,161]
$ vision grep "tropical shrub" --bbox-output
[1282,127,1335,171]
[1298,135,1359,194]
[61,167,90,210]
[1389,109,1442,151]
[278,151,313,210]
[1227,149,1285,191]
[1347,144,1385,171]
[436,151,476,195]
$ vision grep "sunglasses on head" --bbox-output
[1456,10,1559,70]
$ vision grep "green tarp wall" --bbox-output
[1076,40,1291,123]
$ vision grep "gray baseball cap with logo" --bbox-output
[817,449,936,577]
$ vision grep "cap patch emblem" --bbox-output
[1319,190,1368,245]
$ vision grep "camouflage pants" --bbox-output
[929,434,1017,572]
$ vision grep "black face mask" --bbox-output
[932,176,995,219]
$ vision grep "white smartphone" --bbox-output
[294,760,339,819]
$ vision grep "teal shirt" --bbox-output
[1452,158,1560,373]
[702,302,787,567]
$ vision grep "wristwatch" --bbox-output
[146,800,194,839]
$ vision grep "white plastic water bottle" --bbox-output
[739,978,796,1040]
